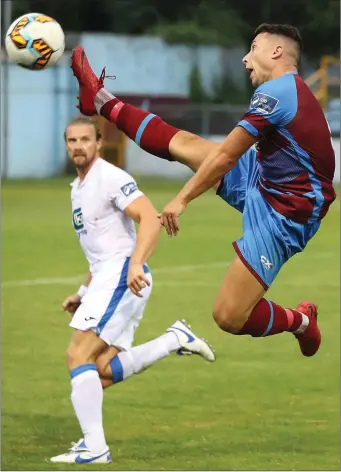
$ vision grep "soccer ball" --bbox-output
[5,13,65,70]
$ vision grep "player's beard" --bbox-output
[72,153,95,170]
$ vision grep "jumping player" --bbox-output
[50,117,215,464]
[70,24,336,361]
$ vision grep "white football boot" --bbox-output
[167,319,215,362]
[50,438,112,464]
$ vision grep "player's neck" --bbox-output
[270,65,298,81]
[77,156,99,182]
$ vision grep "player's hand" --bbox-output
[62,294,81,315]
[159,198,187,236]
[128,263,150,298]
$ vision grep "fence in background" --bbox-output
[0,54,339,182]
[305,55,340,110]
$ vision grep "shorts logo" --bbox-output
[261,255,273,270]
[72,208,84,231]
[250,93,279,115]
[121,182,138,197]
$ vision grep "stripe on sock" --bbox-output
[285,309,294,329]
[70,363,97,379]
[110,356,124,383]
[294,313,309,334]
[135,114,156,146]
[261,299,274,336]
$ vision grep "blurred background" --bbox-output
[0,0,340,180]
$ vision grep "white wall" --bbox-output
[1,34,247,179]
[126,136,341,183]
[1,61,78,178]
[80,34,247,96]
[1,29,339,181]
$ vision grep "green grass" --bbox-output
[2,177,340,471]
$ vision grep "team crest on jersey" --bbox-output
[121,182,138,197]
[250,92,279,114]
[261,255,273,270]
[72,208,84,231]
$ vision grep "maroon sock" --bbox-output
[238,298,305,337]
[99,96,179,161]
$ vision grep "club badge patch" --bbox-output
[250,92,279,114]
[121,182,138,196]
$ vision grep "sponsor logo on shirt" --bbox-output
[72,207,86,235]
[121,182,138,197]
[250,92,279,115]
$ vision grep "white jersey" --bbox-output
[70,157,144,273]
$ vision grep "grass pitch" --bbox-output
[2,178,340,470]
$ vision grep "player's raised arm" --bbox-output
[160,127,257,236]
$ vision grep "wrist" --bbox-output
[77,284,88,299]
[177,193,189,206]
[130,259,143,266]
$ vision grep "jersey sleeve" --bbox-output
[237,75,297,137]
[108,169,144,211]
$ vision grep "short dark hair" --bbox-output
[64,116,102,141]
[254,23,303,64]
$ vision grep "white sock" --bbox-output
[70,367,107,454]
[94,88,116,114]
[293,313,310,334]
[111,332,180,382]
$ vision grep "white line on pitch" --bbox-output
[2,261,228,288]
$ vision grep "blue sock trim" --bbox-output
[110,356,124,383]
[135,114,156,146]
[261,299,274,336]
[70,363,97,379]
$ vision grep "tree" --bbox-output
[8,0,340,59]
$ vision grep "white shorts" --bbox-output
[70,258,152,350]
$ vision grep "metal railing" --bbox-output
[305,55,340,110]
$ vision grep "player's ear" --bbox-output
[272,45,283,59]
[96,138,102,153]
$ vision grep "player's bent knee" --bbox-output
[66,343,97,369]
[212,303,247,334]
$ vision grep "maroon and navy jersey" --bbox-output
[237,72,336,223]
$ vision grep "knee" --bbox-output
[66,343,95,370]
[212,301,247,334]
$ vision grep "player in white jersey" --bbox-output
[50,117,215,464]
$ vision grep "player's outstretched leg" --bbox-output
[212,256,321,357]
[96,320,215,388]
[71,46,219,173]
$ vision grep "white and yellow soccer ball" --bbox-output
[5,13,65,70]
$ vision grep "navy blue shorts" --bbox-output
[217,148,320,289]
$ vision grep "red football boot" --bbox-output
[70,46,110,116]
[294,301,321,357]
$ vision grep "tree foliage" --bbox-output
[9,0,340,59]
